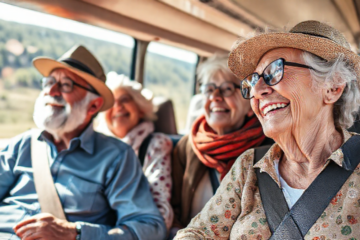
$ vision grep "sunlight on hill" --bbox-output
[0,86,39,138]
[0,2,198,139]
[0,2,197,64]
[0,2,134,48]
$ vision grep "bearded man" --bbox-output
[0,46,166,240]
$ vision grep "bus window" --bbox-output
[144,42,198,133]
[0,3,135,142]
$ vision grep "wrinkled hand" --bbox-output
[13,213,77,240]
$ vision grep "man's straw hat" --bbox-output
[228,20,360,80]
[33,45,114,111]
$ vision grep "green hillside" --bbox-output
[0,19,196,137]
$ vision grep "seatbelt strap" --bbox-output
[31,129,66,220]
[208,168,220,194]
[254,146,288,233]
[138,134,153,166]
[272,135,360,239]
[255,136,360,239]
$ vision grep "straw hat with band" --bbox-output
[33,45,114,112]
[228,20,360,81]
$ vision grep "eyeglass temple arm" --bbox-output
[72,81,99,95]
[284,62,314,70]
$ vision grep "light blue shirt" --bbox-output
[0,124,166,240]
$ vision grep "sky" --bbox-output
[0,2,198,64]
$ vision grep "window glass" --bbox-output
[144,42,198,132]
[0,3,135,142]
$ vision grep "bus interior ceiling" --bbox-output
[2,0,360,135]
[3,0,360,82]
[5,0,360,52]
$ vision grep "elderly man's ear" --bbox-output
[323,83,346,104]
[87,97,104,116]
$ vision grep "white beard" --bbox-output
[33,92,94,140]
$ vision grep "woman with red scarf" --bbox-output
[170,54,272,237]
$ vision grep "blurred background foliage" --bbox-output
[0,19,196,138]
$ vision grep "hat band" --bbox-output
[61,58,96,77]
[290,31,332,41]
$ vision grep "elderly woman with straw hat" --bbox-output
[96,72,174,232]
[174,21,360,240]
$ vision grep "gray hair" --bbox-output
[106,72,157,121]
[87,91,102,119]
[302,52,360,128]
[197,53,234,85]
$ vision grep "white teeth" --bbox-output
[114,112,128,118]
[262,103,288,116]
[212,107,227,112]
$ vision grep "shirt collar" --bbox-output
[253,143,283,187]
[328,127,353,168]
[253,128,356,187]
[39,123,96,155]
[77,122,95,154]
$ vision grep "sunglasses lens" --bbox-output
[264,59,284,85]
[241,74,258,99]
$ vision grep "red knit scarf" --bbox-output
[190,115,266,180]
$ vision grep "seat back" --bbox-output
[349,121,360,133]
[184,94,204,133]
[152,96,178,135]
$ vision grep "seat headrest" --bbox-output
[152,96,177,135]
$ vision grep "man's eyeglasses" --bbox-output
[200,82,241,98]
[240,58,314,99]
[41,76,99,95]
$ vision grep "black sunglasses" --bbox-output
[41,76,99,95]
[240,58,314,99]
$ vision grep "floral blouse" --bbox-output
[135,123,174,231]
[175,129,360,239]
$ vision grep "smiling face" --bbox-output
[33,68,95,136]
[250,48,324,139]
[204,71,252,135]
[105,88,144,138]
